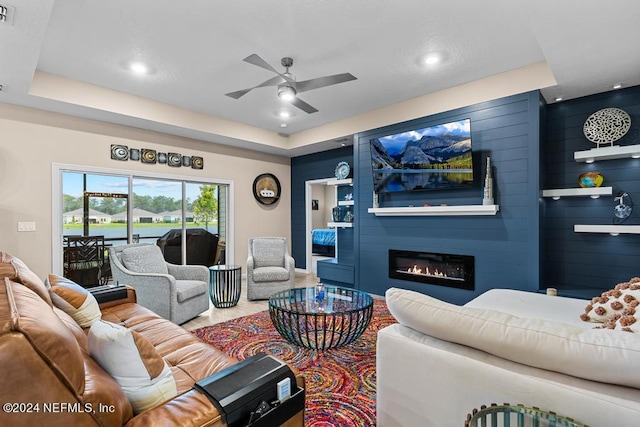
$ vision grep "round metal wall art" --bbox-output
[252,173,281,205]
[583,107,631,146]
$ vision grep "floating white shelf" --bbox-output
[328,222,353,228]
[542,187,613,199]
[338,200,355,206]
[326,178,352,186]
[368,204,499,216]
[574,224,640,235]
[574,144,640,163]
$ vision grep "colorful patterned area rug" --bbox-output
[191,299,396,426]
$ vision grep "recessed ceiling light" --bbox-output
[280,123,288,128]
[130,62,149,75]
[554,96,563,102]
[613,83,623,89]
[424,55,440,65]
[279,111,291,119]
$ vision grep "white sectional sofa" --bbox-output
[376,287,640,427]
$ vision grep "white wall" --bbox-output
[311,184,336,229]
[0,104,291,278]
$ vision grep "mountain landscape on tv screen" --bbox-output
[370,119,473,192]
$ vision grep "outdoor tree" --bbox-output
[193,185,218,230]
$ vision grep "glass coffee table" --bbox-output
[268,285,374,350]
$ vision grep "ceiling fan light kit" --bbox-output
[225,54,357,114]
[278,84,296,101]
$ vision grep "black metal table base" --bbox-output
[209,265,241,308]
[269,287,373,350]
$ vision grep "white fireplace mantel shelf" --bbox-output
[368,204,499,216]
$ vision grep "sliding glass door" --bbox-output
[55,165,232,281]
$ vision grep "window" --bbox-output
[53,164,233,277]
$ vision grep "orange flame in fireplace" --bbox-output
[407,265,448,278]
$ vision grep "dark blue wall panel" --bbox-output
[355,91,543,304]
[543,85,640,293]
[291,87,640,302]
[290,146,353,269]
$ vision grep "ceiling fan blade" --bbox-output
[225,75,285,99]
[243,54,294,83]
[289,97,318,114]
[296,73,357,93]
[225,88,253,99]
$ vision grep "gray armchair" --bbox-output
[109,243,209,324]
[247,237,295,300]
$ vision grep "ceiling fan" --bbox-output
[225,54,357,114]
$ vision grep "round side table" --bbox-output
[208,265,241,308]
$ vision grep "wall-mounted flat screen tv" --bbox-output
[370,118,473,193]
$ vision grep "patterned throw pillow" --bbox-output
[603,312,640,333]
[47,274,101,328]
[581,278,640,332]
[88,320,177,414]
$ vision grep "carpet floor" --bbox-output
[191,299,396,426]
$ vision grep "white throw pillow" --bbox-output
[386,287,640,388]
[88,320,177,414]
[47,274,101,328]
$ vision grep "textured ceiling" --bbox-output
[1,0,639,156]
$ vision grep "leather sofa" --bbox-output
[0,251,304,427]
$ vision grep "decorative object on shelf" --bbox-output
[252,173,281,205]
[315,282,325,302]
[578,172,604,188]
[344,192,353,201]
[109,145,204,169]
[613,192,633,224]
[332,207,342,222]
[482,157,494,206]
[372,192,379,209]
[334,161,351,180]
[344,209,354,223]
[583,108,631,148]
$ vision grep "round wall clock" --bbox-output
[335,161,351,180]
[252,173,281,205]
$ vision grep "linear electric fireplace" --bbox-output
[389,249,475,290]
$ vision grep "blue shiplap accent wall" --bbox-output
[543,85,640,293]
[290,146,353,269]
[355,91,543,304]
